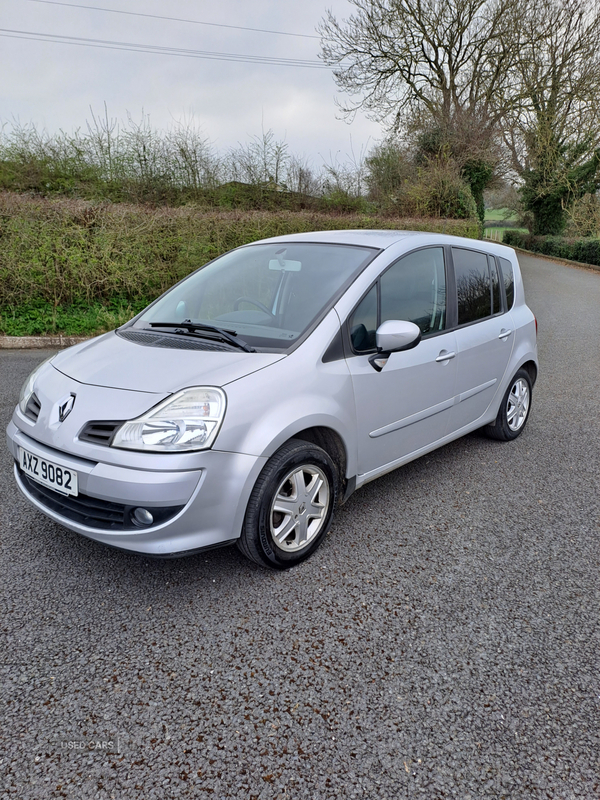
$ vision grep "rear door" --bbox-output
[448,247,515,432]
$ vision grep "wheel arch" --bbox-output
[285,426,349,504]
[520,359,538,387]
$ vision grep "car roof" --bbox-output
[247,229,516,257]
[250,229,422,249]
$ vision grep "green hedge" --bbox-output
[0,191,480,311]
[503,230,600,267]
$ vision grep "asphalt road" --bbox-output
[1,253,599,799]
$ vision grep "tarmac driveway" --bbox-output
[1,253,599,799]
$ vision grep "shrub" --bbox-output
[399,163,478,220]
[503,230,600,266]
[365,140,415,204]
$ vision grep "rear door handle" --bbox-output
[435,350,456,362]
[498,328,513,340]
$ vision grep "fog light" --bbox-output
[131,507,154,527]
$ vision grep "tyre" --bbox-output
[485,368,532,441]
[238,439,338,569]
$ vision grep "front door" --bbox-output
[345,247,458,479]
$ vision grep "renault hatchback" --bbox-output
[7,231,538,568]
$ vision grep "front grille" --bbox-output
[117,330,234,352]
[79,421,123,446]
[24,393,41,422]
[18,467,184,531]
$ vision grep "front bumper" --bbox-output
[7,420,266,556]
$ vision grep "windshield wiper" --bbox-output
[147,321,255,352]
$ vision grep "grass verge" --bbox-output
[0,298,149,337]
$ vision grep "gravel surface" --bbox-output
[1,254,599,799]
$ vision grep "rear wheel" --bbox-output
[485,368,532,441]
[238,439,338,569]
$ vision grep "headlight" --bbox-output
[18,357,53,415]
[111,387,226,452]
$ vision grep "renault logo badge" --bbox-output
[58,393,76,423]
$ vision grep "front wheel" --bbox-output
[485,368,532,441]
[238,439,338,569]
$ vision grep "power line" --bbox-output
[0,28,328,68]
[23,0,321,40]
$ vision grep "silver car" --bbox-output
[6,230,538,569]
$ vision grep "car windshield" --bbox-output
[131,242,378,351]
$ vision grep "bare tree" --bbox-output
[319,0,518,130]
[86,103,121,182]
[167,121,222,190]
[321,141,370,198]
[120,112,168,187]
[320,0,600,233]
[227,130,289,187]
[285,155,321,196]
[319,0,520,219]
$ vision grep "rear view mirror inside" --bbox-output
[269,259,302,272]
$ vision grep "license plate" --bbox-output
[19,447,79,496]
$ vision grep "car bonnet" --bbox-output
[50,332,285,393]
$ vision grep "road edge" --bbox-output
[0,335,91,350]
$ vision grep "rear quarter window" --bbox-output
[499,257,515,310]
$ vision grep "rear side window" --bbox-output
[499,257,515,310]
[452,247,492,324]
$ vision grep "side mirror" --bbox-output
[375,319,421,353]
[369,320,421,372]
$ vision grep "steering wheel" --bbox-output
[233,296,274,316]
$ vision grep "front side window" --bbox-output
[453,247,493,324]
[380,247,446,333]
[349,247,447,353]
[350,284,378,352]
[133,243,378,351]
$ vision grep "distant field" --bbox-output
[485,207,519,222]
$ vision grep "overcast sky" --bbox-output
[0,0,383,168]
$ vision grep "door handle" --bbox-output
[435,350,456,362]
[498,328,513,340]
